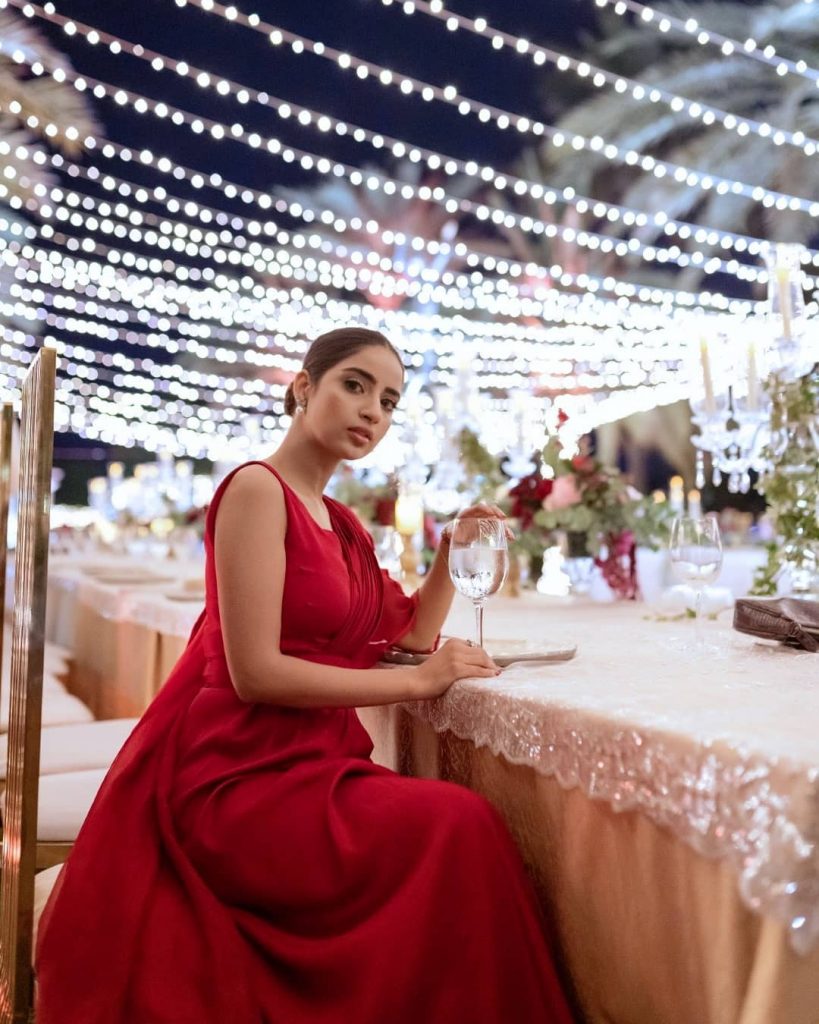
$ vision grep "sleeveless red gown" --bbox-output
[36,463,573,1023]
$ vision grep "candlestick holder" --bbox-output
[394,488,424,590]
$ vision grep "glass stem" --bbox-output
[694,586,703,648]
[474,600,485,647]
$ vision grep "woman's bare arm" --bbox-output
[215,466,497,706]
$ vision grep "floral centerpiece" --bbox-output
[505,466,554,578]
[534,419,671,599]
[331,465,397,526]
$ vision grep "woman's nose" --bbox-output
[361,398,381,423]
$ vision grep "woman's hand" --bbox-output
[442,502,515,545]
[414,638,500,699]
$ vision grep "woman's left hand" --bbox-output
[441,502,515,544]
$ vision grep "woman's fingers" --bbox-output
[449,638,500,675]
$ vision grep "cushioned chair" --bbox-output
[0,719,137,780]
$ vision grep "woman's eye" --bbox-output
[381,398,397,412]
[344,379,364,393]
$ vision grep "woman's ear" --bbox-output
[292,369,311,407]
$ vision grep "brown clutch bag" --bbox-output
[733,597,819,652]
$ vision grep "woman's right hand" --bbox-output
[414,638,500,699]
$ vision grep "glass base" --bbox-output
[565,556,595,596]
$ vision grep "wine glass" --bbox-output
[669,514,723,649]
[448,516,509,647]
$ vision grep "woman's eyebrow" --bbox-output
[341,366,401,400]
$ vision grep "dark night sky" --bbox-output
[33,0,601,480]
[37,0,598,192]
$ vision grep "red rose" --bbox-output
[509,474,553,528]
[374,497,396,526]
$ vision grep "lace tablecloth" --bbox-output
[405,597,819,954]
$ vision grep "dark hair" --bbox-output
[284,327,404,416]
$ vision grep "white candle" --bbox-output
[687,489,702,519]
[775,265,792,340]
[698,337,716,414]
[669,475,685,512]
[395,494,424,536]
[747,340,759,411]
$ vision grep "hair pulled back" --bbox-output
[284,327,403,416]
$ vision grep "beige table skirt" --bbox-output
[359,705,819,1024]
[69,604,188,719]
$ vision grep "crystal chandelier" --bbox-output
[690,243,818,493]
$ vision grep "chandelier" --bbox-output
[691,243,818,494]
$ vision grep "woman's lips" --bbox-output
[347,427,372,444]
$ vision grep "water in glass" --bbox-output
[448,516,509,647]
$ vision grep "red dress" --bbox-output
[36,463,573,1023]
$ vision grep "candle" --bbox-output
[698,337,716,414]
[747,339,759,411]
[669,475,685,512]
[687,489,702,518]
[395,494,424,536]
[775,265,792,341]
[651,489,666,505]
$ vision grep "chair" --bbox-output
[0,346,57,1023]
[0,407,90,734]
[0,381,135,876]
[0,404,12,694]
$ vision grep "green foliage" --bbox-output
[457,427,506,501]
[535,437,672,556]
[332,470,395,523]
[751,367,819,594]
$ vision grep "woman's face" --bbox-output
[299,344,404,460]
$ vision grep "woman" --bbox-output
[37,327,573,1023]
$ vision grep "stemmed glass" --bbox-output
[669,514,723,650]
[448,516,509,647]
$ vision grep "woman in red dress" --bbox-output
[36,327,573,1023]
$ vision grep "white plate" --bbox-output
[164,591,205,603]
[90,573,174,586]
[382,638,577,668]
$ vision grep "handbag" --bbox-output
[732,597,819,652]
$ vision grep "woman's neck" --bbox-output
[265,431,338,500]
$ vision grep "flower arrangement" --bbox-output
[331,465,398,526]
[533,419,671,598]
[752,366,819,596]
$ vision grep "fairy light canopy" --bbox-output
[0,0,815,463]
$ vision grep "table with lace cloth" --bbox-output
[46,555,201,717]
[360,597,819,1024]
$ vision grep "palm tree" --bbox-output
[529,0,819,289]
[0,8,99,216]
[273,160,487,313]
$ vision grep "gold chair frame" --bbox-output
[0,403,13,698]
[0,348,56,1024]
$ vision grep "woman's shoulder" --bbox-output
[210,462,286,523]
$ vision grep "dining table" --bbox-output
[359,594,819,1024]
[44,553,819,1024]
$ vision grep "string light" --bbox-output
[0,0,812,452]
[153,0,819,214]
[0,74,785,297]
[9,7,819,285]
[393,0,819,156]
[0,13,789,279]
[24,1,819,270]
[593,0,819,86]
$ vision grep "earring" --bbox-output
[297,399,307,413]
